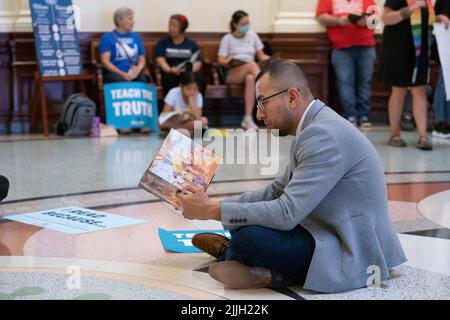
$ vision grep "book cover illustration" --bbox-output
[139,129,222,208]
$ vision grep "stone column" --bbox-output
[272,0,324,33]
[14,0,32,32]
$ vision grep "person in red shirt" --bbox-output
[316,0,377,127]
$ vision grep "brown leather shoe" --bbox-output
[208,261,272,289]
[192,233,230,258]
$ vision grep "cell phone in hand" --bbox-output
[348,14,363,24]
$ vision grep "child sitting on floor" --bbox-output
[159,66,208,134]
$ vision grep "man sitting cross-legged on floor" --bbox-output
[176,60,406,294]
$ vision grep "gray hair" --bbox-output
[113,7,134,27]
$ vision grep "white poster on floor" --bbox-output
[4,207,145,235]
[434,23,450,101]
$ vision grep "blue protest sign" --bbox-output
[158,228,231,254]
[29,0,82,77]
[104,82,159,131]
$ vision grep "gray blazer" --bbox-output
[221,100,407,293]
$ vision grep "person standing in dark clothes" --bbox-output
[379,0,447,150]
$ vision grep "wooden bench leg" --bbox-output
[79,80,86,95]
[38,81,49,137]
[28,78,36,132]
[7,68,15,131]
[99,88,105,123]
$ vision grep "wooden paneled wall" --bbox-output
[0,31,421,126]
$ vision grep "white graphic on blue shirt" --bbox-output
[115,39,139,62]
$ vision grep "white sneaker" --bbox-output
[432,130,450,139]
[241,116,259,130]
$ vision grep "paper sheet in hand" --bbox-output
[139,129,222,209]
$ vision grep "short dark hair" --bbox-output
[170,14,189,33]
[256,60,311,97]
[180,63,197,87]
[230,10,249,32]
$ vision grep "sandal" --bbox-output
[388,136,407,147]
[416,137,433,151]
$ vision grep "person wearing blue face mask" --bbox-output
[218,10,271,130]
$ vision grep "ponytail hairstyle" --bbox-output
[170,14,189,33]
[230,10,249,32]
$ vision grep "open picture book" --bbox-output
[139,129,222,209]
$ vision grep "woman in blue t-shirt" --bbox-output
[154,15,205,96]
[99,7,149,83]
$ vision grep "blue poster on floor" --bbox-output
[104,82,159,131]
[158,228,231,254]
[29,0,82,77]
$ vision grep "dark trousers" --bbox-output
[161,71,207,97]
[220,225,316,284]
[102,69,150,84]
[434,69,450,123]
[0,175,9,202]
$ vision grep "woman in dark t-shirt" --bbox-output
[154,15,205,96]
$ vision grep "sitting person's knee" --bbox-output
[231,226,266,245]
[246,61,259,69]
[228,226,268,259]
[245,73,255,84]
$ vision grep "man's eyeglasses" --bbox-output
[256,88,299,112]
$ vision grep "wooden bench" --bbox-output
[196,40,246,100]
[91,38,263,126]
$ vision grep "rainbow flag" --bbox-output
[407,0,435,83]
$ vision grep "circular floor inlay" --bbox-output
[0,271,193,300]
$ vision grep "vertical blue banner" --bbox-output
[104,82,159,131]
[29,0,82,77]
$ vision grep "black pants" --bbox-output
[102,69,150,84]
[161,72,207,97]
[0,175,9,202]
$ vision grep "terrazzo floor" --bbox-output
[0,127,449,300]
